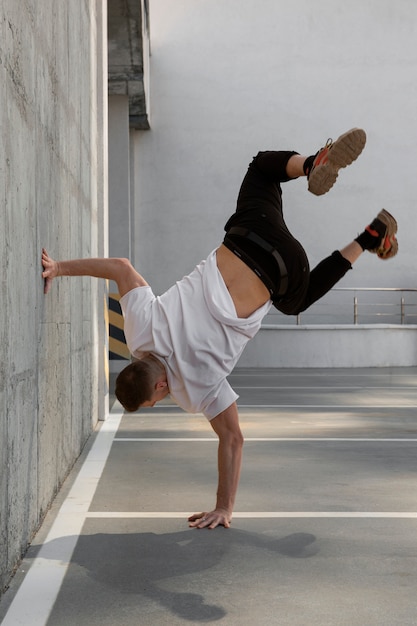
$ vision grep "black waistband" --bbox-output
[223,227,289,298]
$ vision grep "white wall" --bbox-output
[132,0,417,303]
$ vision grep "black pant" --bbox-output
[223,151,352,315]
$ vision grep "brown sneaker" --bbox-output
[308,128,367,196]
[367,209,398,259]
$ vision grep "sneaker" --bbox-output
[308,128,367,196]
[366,209,398,259]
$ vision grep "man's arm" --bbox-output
[188,402,244,529]
[42,248,148,296]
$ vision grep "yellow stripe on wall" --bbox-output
[109,336,131,360]
[109,308,124,329]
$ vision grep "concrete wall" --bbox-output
[239,325,417,368]
[129,0,417,315]
[0,0,107,595]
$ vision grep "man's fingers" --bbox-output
[188,511,231,530]
[188,512,214,529]
[188,512,207,527]
[42,249,53,294]
[44,276,52,294]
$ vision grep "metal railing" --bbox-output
[262,288,417,326]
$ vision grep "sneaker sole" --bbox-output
[308,128,367,196]
[374,209,398,259]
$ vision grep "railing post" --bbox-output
[401,297,405,324]
[354,296,358,324]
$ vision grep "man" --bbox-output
[42,128,398,530]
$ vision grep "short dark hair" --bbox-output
[115,360,154,411]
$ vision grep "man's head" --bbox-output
[115,355,169,411]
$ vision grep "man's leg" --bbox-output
[224,133,367,315]
[228,127,368,230]
[224,128,397,316]
[275,136,398,315]
[230,149,299,227]
[285,154,307,179]
[224,149,300,253]
[294,211,398,314]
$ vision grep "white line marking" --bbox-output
[115,437,217,442]
[230,372,417,378]
[85,511,417,519]
[237,405,417,409]
[1,408,123,626]
[141,405,417,413]
[233,385,417,392]
[114,437,417,443]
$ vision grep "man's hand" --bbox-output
[188,508,232,530]
[42,248,59,294]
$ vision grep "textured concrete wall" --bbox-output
[0,0,107,594]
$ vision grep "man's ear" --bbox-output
[156,381,168,390]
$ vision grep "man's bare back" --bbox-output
[216,244,270,318]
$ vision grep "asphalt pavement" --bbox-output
[1,367,417,626]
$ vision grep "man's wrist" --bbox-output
[215,503,233,516]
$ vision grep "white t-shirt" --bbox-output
[119,249,272,420]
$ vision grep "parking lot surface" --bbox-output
[1,367,417,625]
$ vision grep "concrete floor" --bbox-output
[1,367,417,626]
